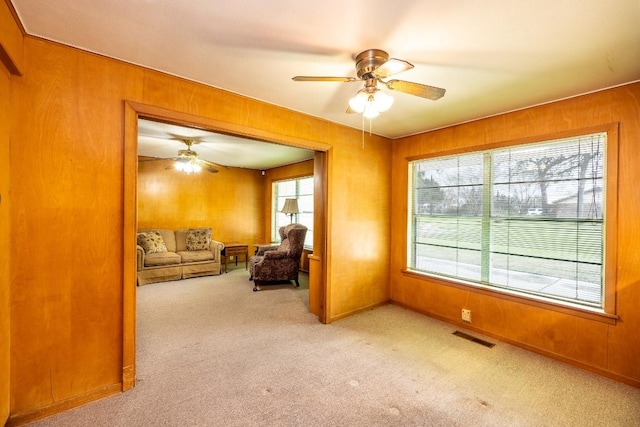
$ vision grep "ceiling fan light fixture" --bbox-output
[363,100,380,119]
[372,90,393,112]
[352,89,393,119]
[174,158,201,174]
[292,48,445,119]
[348,91,368,113]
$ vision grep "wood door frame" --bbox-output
[122,101,331,390]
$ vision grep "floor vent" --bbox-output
[453,331,495,348]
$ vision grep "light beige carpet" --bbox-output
[29,269,640,426]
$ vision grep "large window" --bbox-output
[273,176,313,248]
[409,131,610,311]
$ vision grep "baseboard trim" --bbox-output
[7,383,122,426]
[392,301,640,389]
[327,300,389,323]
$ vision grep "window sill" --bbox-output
[401,269,618,325]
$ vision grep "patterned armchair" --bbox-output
[249,223,308,291]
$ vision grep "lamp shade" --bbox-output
[281,198,299,215]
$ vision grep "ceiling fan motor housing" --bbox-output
[355,49,389,80]
[178,149,199,159]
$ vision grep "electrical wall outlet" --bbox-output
[461,309,472,323]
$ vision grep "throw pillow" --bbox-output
[186,228,212,251]
[137,231,167,254]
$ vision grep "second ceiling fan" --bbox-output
[292,49,446,118]
[139,139,221,174]
[172,139,219,174]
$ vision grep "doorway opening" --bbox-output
[122,101,330,390]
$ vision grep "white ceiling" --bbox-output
[11,0,640,144]
[137,119,314,169]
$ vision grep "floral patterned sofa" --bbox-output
[136,227,224,285]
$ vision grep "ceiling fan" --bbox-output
[292,49,446,118]
[139,139,220,174]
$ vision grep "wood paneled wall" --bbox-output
[7,32,392,424]
[0,44,12,427]
[138,158,315,251]
[136,71,392,326]
[390,83,640,386]
[325,128,391,321]
[138,159,264,244]
[12,3,638,422]
[0,0,23,75]
[9,38,144,422]
[1,2,21,422]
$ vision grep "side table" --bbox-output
[221,243,249,273]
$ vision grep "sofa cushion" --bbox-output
[137,231,168,254]
[144,251,181,267]
[138,229,177,252]
[157,229,177,252]
[175,229,189,252]
[186,228,212,251]
[177,250,214,263]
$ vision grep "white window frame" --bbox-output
[273,176,314,249]
[407,125,619,319]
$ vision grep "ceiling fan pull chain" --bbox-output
[361,115,364,149]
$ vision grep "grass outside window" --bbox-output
[408,126,618,314]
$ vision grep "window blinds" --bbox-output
[410,132,605,308]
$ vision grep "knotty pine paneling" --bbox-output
[137,159,264,245]
[390,83,640,385]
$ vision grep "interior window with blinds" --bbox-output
[273,176,314,249]
[408,132,606,309]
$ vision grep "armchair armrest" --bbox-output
[209,240,225,263]
[136,245,145,271]
[255,244,279,256]
[262,251,288,260]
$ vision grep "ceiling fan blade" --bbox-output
[138,155,179,162]
[292,76,358,82]
[384,80,446,100]
[372,58,414,79]
[138,156,164,162]
[200,159,223,173]
[139,154,220,173]
[202,164,219,174]
[345,105,356,114]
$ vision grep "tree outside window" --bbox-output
[409,132,607,310]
